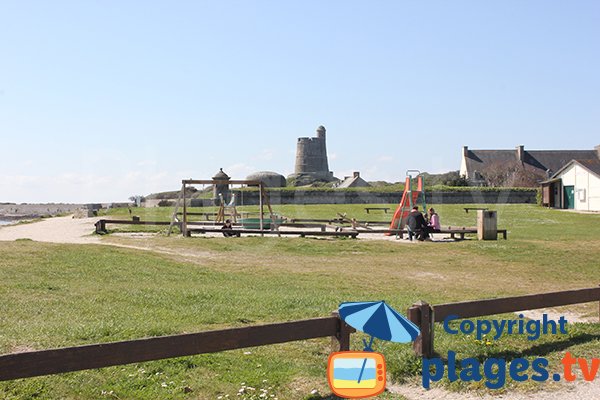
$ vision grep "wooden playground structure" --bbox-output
[166,178,278,237]
[94,173,508,240]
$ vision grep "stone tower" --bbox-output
[289,125,335,184]
[212,168,231,206]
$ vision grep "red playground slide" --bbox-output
[386,175,424,235]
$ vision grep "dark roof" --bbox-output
[464,149,598,177]
[337,175,370,188]
[552,159,600,179]
[212,168,230,180]
[578,159,600,177]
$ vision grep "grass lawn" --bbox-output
[1,204,599,399]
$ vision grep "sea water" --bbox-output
[0,219,14,226]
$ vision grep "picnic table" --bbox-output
[463,207,489,213]
[364,207,390,214]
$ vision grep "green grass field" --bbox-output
[1,204,599,399]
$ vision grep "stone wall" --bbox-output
[191,189,537,206]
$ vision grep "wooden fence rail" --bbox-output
[95,219,176,234]
[5,288,598,381]
[407,286,600,357]
[0,316,354,382]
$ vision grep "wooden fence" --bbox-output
[2,287,599,381]
[0,314,354,381]
[407,286,600,357]
[95,219,175,234]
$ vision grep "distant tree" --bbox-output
[421,171,469,187]
[128,195,146,207]
[479,161,545,188]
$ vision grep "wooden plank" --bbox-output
[279,223,327,229]
[434,287,600,322]
[407,301,434,357]
[182,184,187,237]
[167,184,184,236]
[290,218,389,225]
[100,220,172,226]
[0,317,338,381]
[186,228,358,237]
[464,207,488,213]
[177,212,215,216]
[330,312,356,351]
[364,207,390,213]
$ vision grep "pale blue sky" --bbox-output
[1,1,598,202]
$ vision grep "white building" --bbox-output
[541,159,600,212]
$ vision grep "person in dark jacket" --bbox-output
[406,206,429,241]
[221,219,236,237]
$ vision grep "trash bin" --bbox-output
[477,210,497,240]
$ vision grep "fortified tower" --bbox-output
[289,125,335,184]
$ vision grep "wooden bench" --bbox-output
[185,228,359,239]
[364,207,390,214]
[463,207,489,213]
[177,212,240,221]
[95,219,175,234]
[290,218,388,225]
[279,223,327,232]
[395,227,507,240]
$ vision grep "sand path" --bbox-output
[0,216,100,244]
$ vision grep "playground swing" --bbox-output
[215,192,238,224]
[168,178,279,237]
[387,170,427,238]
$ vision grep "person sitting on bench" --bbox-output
[407,206,428,241]
[427,207,441,235]
[221,219,237,237]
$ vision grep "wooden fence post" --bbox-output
[95,220,106,234]
[331,311,355,351]
[407,301,434,357]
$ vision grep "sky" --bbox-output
[1,1,599,203]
